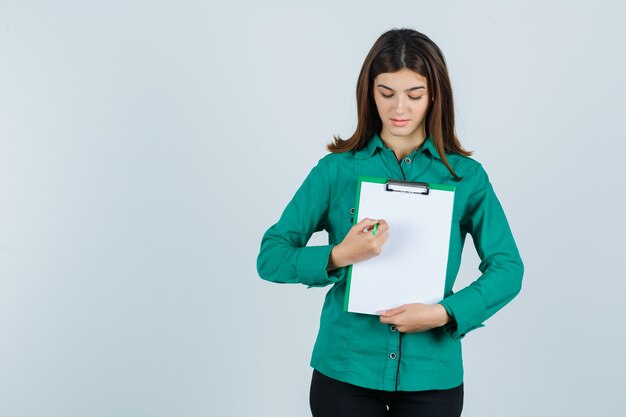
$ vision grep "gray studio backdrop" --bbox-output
[1,1,624,416]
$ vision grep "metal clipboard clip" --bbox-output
[385,180,430,195]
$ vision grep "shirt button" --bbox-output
[390,325,397,332]
[389,353,397,359]
[404,157,411,164]
[349,207,355,214]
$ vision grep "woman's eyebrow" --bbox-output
[376,84,426,92]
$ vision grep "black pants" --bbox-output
[310,369,464,417]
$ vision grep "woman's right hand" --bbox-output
[327,218,389,270]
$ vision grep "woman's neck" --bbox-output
[380,130,426,161]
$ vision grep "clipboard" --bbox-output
[343,176,456,315]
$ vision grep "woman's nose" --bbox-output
[395,97,405,115]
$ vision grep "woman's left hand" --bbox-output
[379,303,451,333]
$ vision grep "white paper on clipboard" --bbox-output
[344,177,455,315]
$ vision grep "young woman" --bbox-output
[257,28,523,417]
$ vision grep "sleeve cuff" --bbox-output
[439,287,487,340]
[296,245,346,288]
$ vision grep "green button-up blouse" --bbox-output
[257,133,524,391]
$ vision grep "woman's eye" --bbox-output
[409,96,424,101]
[381,93,394,99]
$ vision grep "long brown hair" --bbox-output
[328,28,471,180]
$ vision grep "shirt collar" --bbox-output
[421,135,442,160]
[354,133,442,160]
[354,133,385,159]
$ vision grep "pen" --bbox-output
[372,223,379,236]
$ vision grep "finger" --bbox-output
[355,218,379,230]
[376,229,389,241]
[380,306,405,317]
[376,221,390,233]
[379,315,394,324]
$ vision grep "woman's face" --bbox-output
[373,68,431,144]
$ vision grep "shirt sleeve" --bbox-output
[439,163,524,340]
[256,158,346,288]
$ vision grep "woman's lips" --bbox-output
[391,119,409,127]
